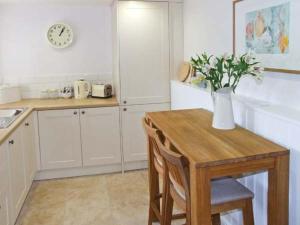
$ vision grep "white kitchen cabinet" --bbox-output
[7,128,26,222]
[121,103,170,163]
[0,144,10,225]
[80,107,121,167]
[118,1,170,105]
[169,2,184,80]
[21,113,37,190]
[0,191,10,225]
[38,109,82,170]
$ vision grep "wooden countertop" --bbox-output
[0,97,119,145]
[0,97,119,110]
[146,109,289,168]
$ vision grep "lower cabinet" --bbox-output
[38,107,122,170]
[121,103,170,163]
[7,128,27,222]
[38,109,82,170]
[22,113,37,190]
[0,191,10,225]
[0,144,10,225]
[80,107,121,167]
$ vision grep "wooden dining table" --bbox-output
[146,109,290,225]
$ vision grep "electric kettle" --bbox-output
[74,79,91,99]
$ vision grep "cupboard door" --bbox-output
[8,129,26,221]
[169,2,184,80]
[119,1,170,105]
[121,103,170,162]
[22,113,37,189]
[0,191,10,225]
[38,109,82,170]
[80,107,121,167]
[0,145,10,225]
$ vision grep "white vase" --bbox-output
[212,87,235,130]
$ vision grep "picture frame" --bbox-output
[233,0,300,74]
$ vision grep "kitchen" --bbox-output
[0,0,299,225]
[0,0,181,224]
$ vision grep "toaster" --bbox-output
[91,84,112,98]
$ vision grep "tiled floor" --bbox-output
[16,170,184,225]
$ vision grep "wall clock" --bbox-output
[47,23,74,49]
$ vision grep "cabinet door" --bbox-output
[38,109,82,170]
[0,144,10,225]
[8,129,27,221]
[0,191,10,225]
[119,1,170,105]
[121,103,170,162]
[80,107,121,167]
[22,113,37,189]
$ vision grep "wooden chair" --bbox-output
[154,133,255,225]
[143,118,185,225]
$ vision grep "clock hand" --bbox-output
[59,27,65,36]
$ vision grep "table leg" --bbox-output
[190,165,212,225]
[268,154,290,225]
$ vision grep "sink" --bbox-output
[0,108,27,129]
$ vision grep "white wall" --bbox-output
[184,0,300,111]
[183,0,300,224]
[0,3,112,98]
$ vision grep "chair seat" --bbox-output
[211,178,254,205]
[172,178,254,206]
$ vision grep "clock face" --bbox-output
[47,23,73,48]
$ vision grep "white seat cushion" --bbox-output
[171,177,254,205]
[211,178,254,205]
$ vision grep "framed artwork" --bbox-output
[233,0,300,74]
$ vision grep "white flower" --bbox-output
[252,67,264,81]
[258,67,264,73]
[222,52,231,60]
[210,57,218,68]
[245,50,256,64]
[233,57,239,65]
[203,64,211,73]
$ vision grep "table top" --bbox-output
[146,109,289,168]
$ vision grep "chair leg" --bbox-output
[148,169,160,225]
[164,186,174,225]
[211,214,221,225]
[242,199,254,225]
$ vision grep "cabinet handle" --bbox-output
[25,122,29,126]
[9,140,14,145]
[81,111,85,115]
[123,100,127,104]
[74,111,78,115]
[123,108,127,112]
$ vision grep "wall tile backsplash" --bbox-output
[3,73,112,99]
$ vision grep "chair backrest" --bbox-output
[142,118,165,170]
[154,132,190,204]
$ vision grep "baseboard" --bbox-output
[123,161,148,171]
[34,163,122,180]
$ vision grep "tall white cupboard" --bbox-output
[113,0,183,169]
